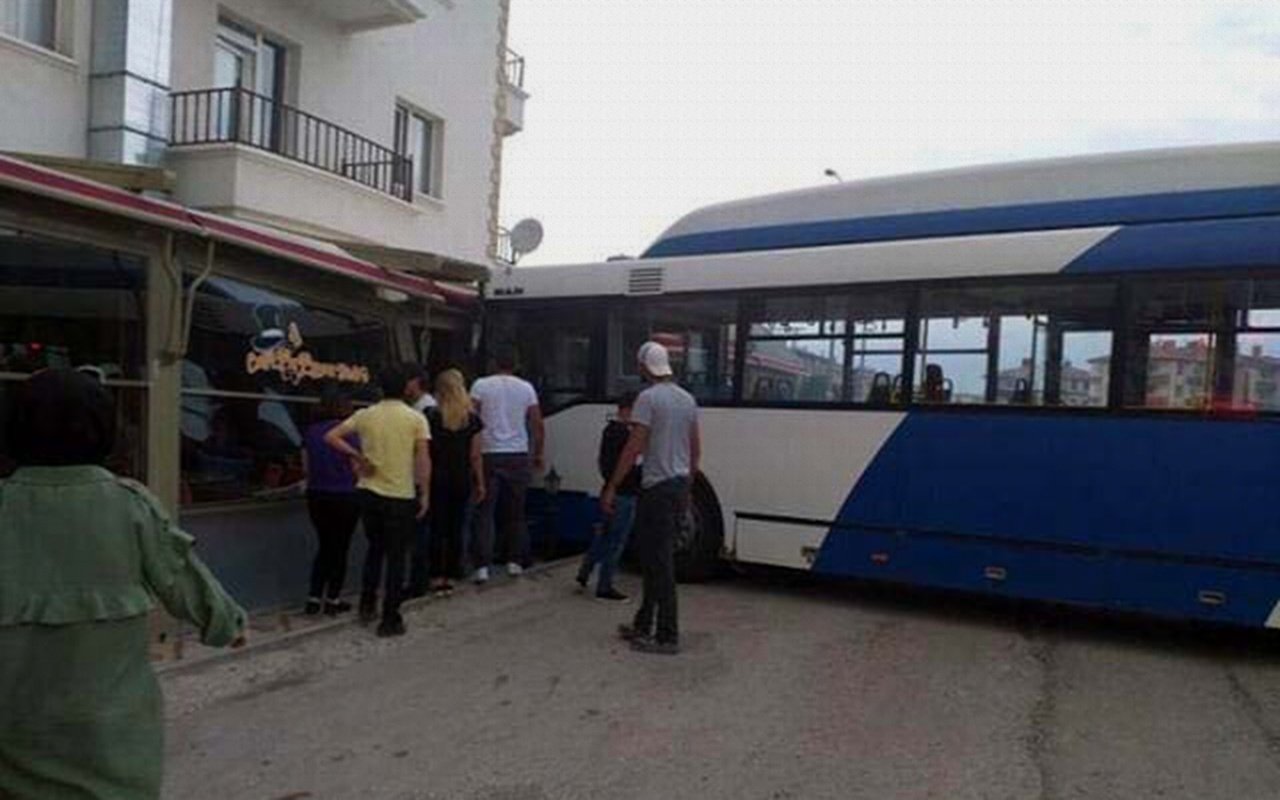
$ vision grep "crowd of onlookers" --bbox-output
[304,345,549,637]
[0,340,699,799]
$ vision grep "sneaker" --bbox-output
[376,618,407,638]
[574,575,588,594]
[507,562,525,577]
[324,599,353,616]
[596,589,630,603]
[631,637,680,656]
[304,598,322,616]
[617,624,648,641]
[473,567,490,585]
[358,601,378,626]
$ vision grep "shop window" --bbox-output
[181,394,310,505]
[0,232,147,479]
[181,275,389,505]
[615,299,737,402]
[185,276,387,401]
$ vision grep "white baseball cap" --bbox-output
[637,341,673,377]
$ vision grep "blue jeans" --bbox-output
[577,493,637,594]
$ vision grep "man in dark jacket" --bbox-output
[575,392,640,601]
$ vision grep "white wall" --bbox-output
[0,0,92,157]
[169,0,502,265]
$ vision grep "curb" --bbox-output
[157,556,578,678]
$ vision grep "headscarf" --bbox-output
[6,369,117,467]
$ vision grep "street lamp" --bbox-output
[823,168,843,183]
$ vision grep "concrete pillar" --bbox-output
[89,0,173,165]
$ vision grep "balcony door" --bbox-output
[215,19,286,149]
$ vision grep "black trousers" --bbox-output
[631,477,691,644]
[430,484,471,580]
[306,491,360,600]
[359,490,416,624]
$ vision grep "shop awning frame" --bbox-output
[0,154,475,307]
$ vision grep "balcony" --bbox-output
[167,87,434,249]
[170,87,412,201]
[302,0,432,33]
[500,48,528,135]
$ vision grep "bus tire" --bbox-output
[675,477,725,583]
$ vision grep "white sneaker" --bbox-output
[473,566,490,584]
[506,562,525,577]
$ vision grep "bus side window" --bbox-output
[919,283,1115,407]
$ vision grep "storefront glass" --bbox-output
[0,231,148,478]
[181,275,389,505]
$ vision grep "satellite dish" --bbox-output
[509,218,544,261]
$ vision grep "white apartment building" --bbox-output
[0,0,526,266]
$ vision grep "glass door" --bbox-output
[215,19,286,148]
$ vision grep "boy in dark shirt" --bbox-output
[575,392,641,601]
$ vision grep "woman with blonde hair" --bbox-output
[425,368,486,594]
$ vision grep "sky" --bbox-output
[501,0,1280,266]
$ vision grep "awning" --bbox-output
[327,240,483,306]
[0,154,471,306]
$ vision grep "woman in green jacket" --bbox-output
[0,369,247,800]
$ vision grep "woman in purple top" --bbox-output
[301,389,361,615]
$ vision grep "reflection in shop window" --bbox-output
[181,275,389,505]
[181,393,309,505]
[0,232,148,478]
[185,276,387,401]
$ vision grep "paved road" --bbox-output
[162,562,1280,800]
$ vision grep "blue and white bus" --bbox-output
[487,141,1280,629]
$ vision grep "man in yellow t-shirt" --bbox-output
[326,364,431,637]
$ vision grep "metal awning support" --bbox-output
[329,240,486,305]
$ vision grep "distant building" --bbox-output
[996,358,1099,406]
[1090,339,1280,410]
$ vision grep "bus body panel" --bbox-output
[496,142,1280,629]
[541,406,1280,628]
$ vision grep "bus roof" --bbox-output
[491,141,1280,301]
[643,141,1280,258]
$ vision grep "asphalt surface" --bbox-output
[162,562,1280,800]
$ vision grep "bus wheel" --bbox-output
[675,477,724,583]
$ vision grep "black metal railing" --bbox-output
[170,87,414,202]
[505,48,525,89]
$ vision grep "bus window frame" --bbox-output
[482,266,1280,422]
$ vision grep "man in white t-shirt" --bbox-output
[470,345,544,583]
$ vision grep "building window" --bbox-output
[215,18,289,146]
[180,275,389,505]
[0,231,148,479]
[0,0,56,50]
[394,104,441,198]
